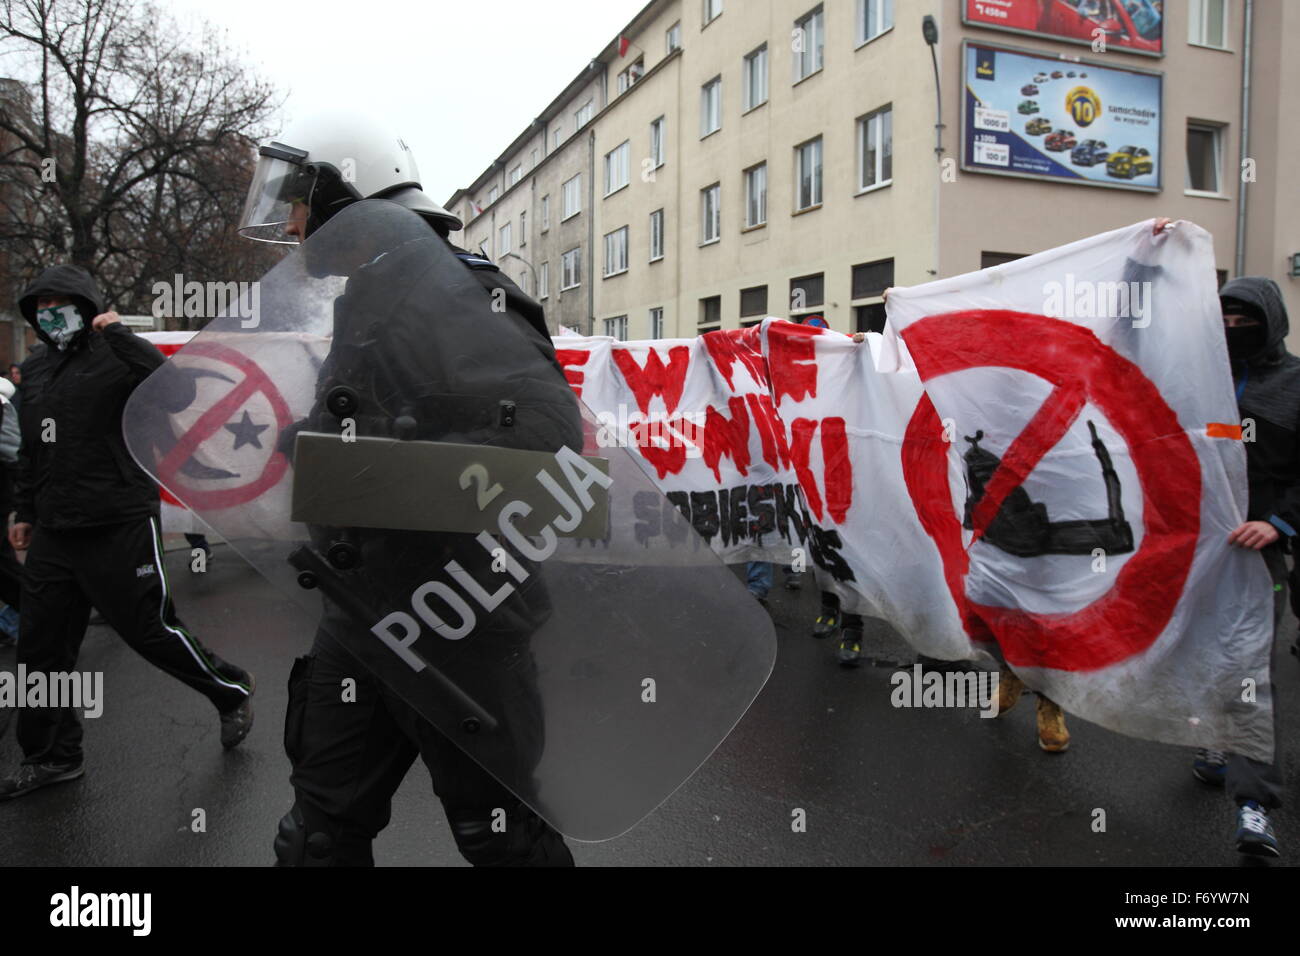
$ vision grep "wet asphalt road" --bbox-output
[0,541,1295,867]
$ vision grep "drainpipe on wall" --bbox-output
[1234,0,1253,277]
[587,129,596,336]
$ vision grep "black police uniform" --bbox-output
[12,265,252,768]
[274,218,581,867]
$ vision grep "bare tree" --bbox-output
[0,0,283,321]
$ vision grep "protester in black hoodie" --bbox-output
[0,265,255,802]
[1187,275,1293,858]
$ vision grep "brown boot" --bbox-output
[1036,696,1070,753]
[995,665,1024,716]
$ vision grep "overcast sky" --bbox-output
[167,0,649,203]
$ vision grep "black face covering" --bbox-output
[1226,324,1266,362]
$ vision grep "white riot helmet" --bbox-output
[239,112,462,242]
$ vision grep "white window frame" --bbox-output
[539,261,549,299]
[499,222,512,256]
[649,307,664,339]
[667,21,682,52]
[618,59,645,94]
[1185,122,1225,195]
[743,44,768,111]
[793,6,825,83]
[857,105,892,192]
[796,137,823,210]
[650,116,666,168]
[562,174,582,221]
[530,148,538,168]
[541,195,550,231]
[508,164,522,186]
[604,315,629,341]
[1189,0,1230,49]
[554,127,563,151]
[701,77,722,138]
[857,0,894,46]
[604,141,631,196]
[604,226,630,277]
[487,185,499,204]
[745,163,767,228]
[649,208,665,261]
[701,183,721,244]
[703,0,723,27]
[575,100,593,128]
[561,247,582,290]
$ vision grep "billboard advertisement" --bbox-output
[963,0,1164,56]
[961,41,1163,192]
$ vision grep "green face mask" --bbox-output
[36,304,84,350]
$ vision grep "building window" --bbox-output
[1186,123,1223,193]
[982,251,1024,269]
[561,247,582,290]
[487,185,499,204]
[790,273,824,312]
[667,21,682,52]
[700,295,722,325]
[508,164,522,186]
[1189,0,1229,48]
[530,148,538,168]
[703,0,723,27]
[604,315,629,340]
[701,77,722,138]
[701,183,721,243]
[740,285,768,317]
[539,261,549,299]
[518,270,530,295]
[795,137,823,210]
[745,163,767,228]
[618,59,645,94]
[743,45,768,111]
[562,174,582,220]
[520,210,527,246]
[604,226,630,277]
[575,100,593,128]
[604,141,630,196]
[499,222,512,256]
[852,258,894,298]
[650,208,665,261]
[554,127,563,151]
[650,307,664,338]
[858,0,893,45]
[541,195,550,231]
[858,105,892,190]
[854,303,886,334]
[793,6,825,82]
[650,116,666,168]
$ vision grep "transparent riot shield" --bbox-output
[123,200,776,841]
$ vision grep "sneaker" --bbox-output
[1036,696,1070,753]
[995,665,1025,717]
[0,761,85,801]
[1235,801,1280,858]
[812,610,839,639]
[837,627,865,667]
[1192,748,1228,786]
[219,675,256,750]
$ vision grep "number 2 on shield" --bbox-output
[459,463,503,511]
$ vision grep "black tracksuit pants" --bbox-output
[16,516,251,766]
[277,628,573,867]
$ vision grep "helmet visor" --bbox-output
[239,149,317,244]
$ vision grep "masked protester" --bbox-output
[0,267,255,801]
[1187,276,1292,858]
[239,115,578,866]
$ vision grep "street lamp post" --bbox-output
[499,251,542,322]
[922,15,945,160]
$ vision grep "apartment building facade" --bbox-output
[446,0,1299,345]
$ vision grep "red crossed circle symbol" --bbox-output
[155,340,293,510]
[901,310,1201,672]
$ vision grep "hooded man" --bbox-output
[1188,275,1293,858]
[0,265,254,801]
